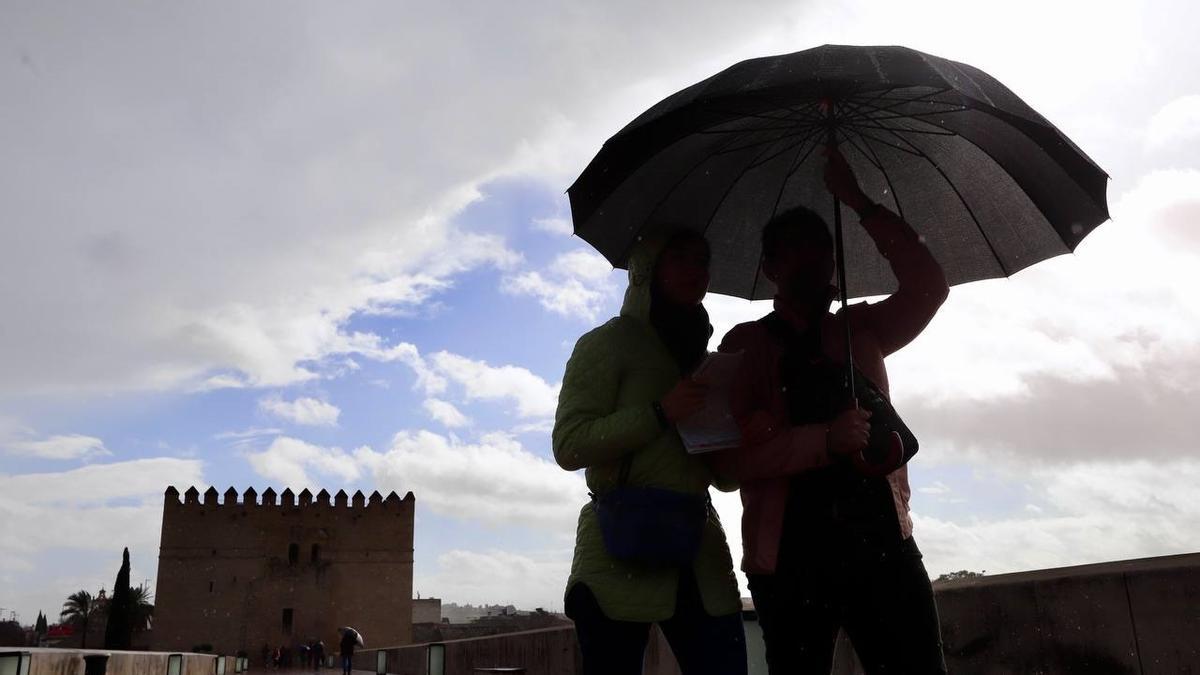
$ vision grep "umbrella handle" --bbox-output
[852,430,905,477]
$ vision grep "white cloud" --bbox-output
[2,0,1195,405]
[531,216,574,236]
[423,398,471,428]
[359,429,584,530]
[415,548,573,611]
[916,459,1200,578]
[245,436,361,488]
[3,433,110,460]
[430,352,561,419]
[1146,94,1200,148]
[354,340,448,396]
[0,0,820,399]
[502,272,608,321]
[550,250,614,283]
[0,457,202,627]
[214,427,284,441]
[502,248,619,322]
[258,395,341,427]
[883,169,1200,411]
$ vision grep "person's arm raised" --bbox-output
[824,145,950,356]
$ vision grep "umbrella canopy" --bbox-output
[569,44,1110,300]
[339,627,364,646]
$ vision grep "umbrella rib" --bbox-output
[702,124,825,239]
[851,101,1080,252]
[849,107,970,124]
[741,94,824,124]
[748,126,826,298]
[744,128,826,171]
[635,127,818,262]
[869,124,1011,275]
[702,98,823,129]
[616,126,768,260]
[842,97,967,132]
[836,123,927,158]
[835,127,885,173]
[707,127,823,156]
[698,123,809,135]
[855,86,954,107]
[839,89,962,126]
[844,119,958,137]
[767,126,829,217]
[840,96,967,133]
[845,127,907,222]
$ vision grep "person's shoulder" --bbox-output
[834,300,875,326]
[719,319,770,351]
[566,316,636,361]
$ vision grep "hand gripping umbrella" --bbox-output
[568,44,1109,472]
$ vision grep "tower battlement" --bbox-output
[164,485,415,509]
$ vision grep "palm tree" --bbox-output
[60,590,95,648]
[130,583,154,631]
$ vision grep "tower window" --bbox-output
[282,608,293,634]
[208,581,214,593]
[311,544,321,563]
[288,543,299,565]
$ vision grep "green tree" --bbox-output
[934,569,986,583]
[104,548,133,649]
[35,612,47,637]
[60,590,96,648]
[130,583,154,632]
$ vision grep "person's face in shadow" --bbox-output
[763,227,835,310]
[654,235,711,307]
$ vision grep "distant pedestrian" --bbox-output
[312,640,326,671]
[338,628,359,675]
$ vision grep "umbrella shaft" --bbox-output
[832,193,857,405]
[826,113,858,406]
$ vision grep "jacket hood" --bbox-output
[619,234,673,323]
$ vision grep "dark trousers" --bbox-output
[566,569,747,675]
[748,537,947,675]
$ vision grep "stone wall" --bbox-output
[353,551,1200,674]
[153,486,415,660]
[18,649,229,675]
[830,551,1200,674]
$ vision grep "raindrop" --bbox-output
[917,234,927,244]
[1070,223,1084,235]
[882,189,889,195]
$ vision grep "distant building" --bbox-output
[153,486,415,660]
[412,598,441,624]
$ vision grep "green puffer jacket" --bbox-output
[552,235,742,623]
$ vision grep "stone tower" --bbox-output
[152,485,415,658]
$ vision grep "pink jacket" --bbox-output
[710,206,948,575]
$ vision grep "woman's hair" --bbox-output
[761,206,832,261]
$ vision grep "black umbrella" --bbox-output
[568,44,1109,470]
[570,43,1108,298]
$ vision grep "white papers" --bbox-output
[676,351,743,454]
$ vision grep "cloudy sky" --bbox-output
[2,0,1199,626]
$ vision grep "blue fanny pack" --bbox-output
[591,455,709,566]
